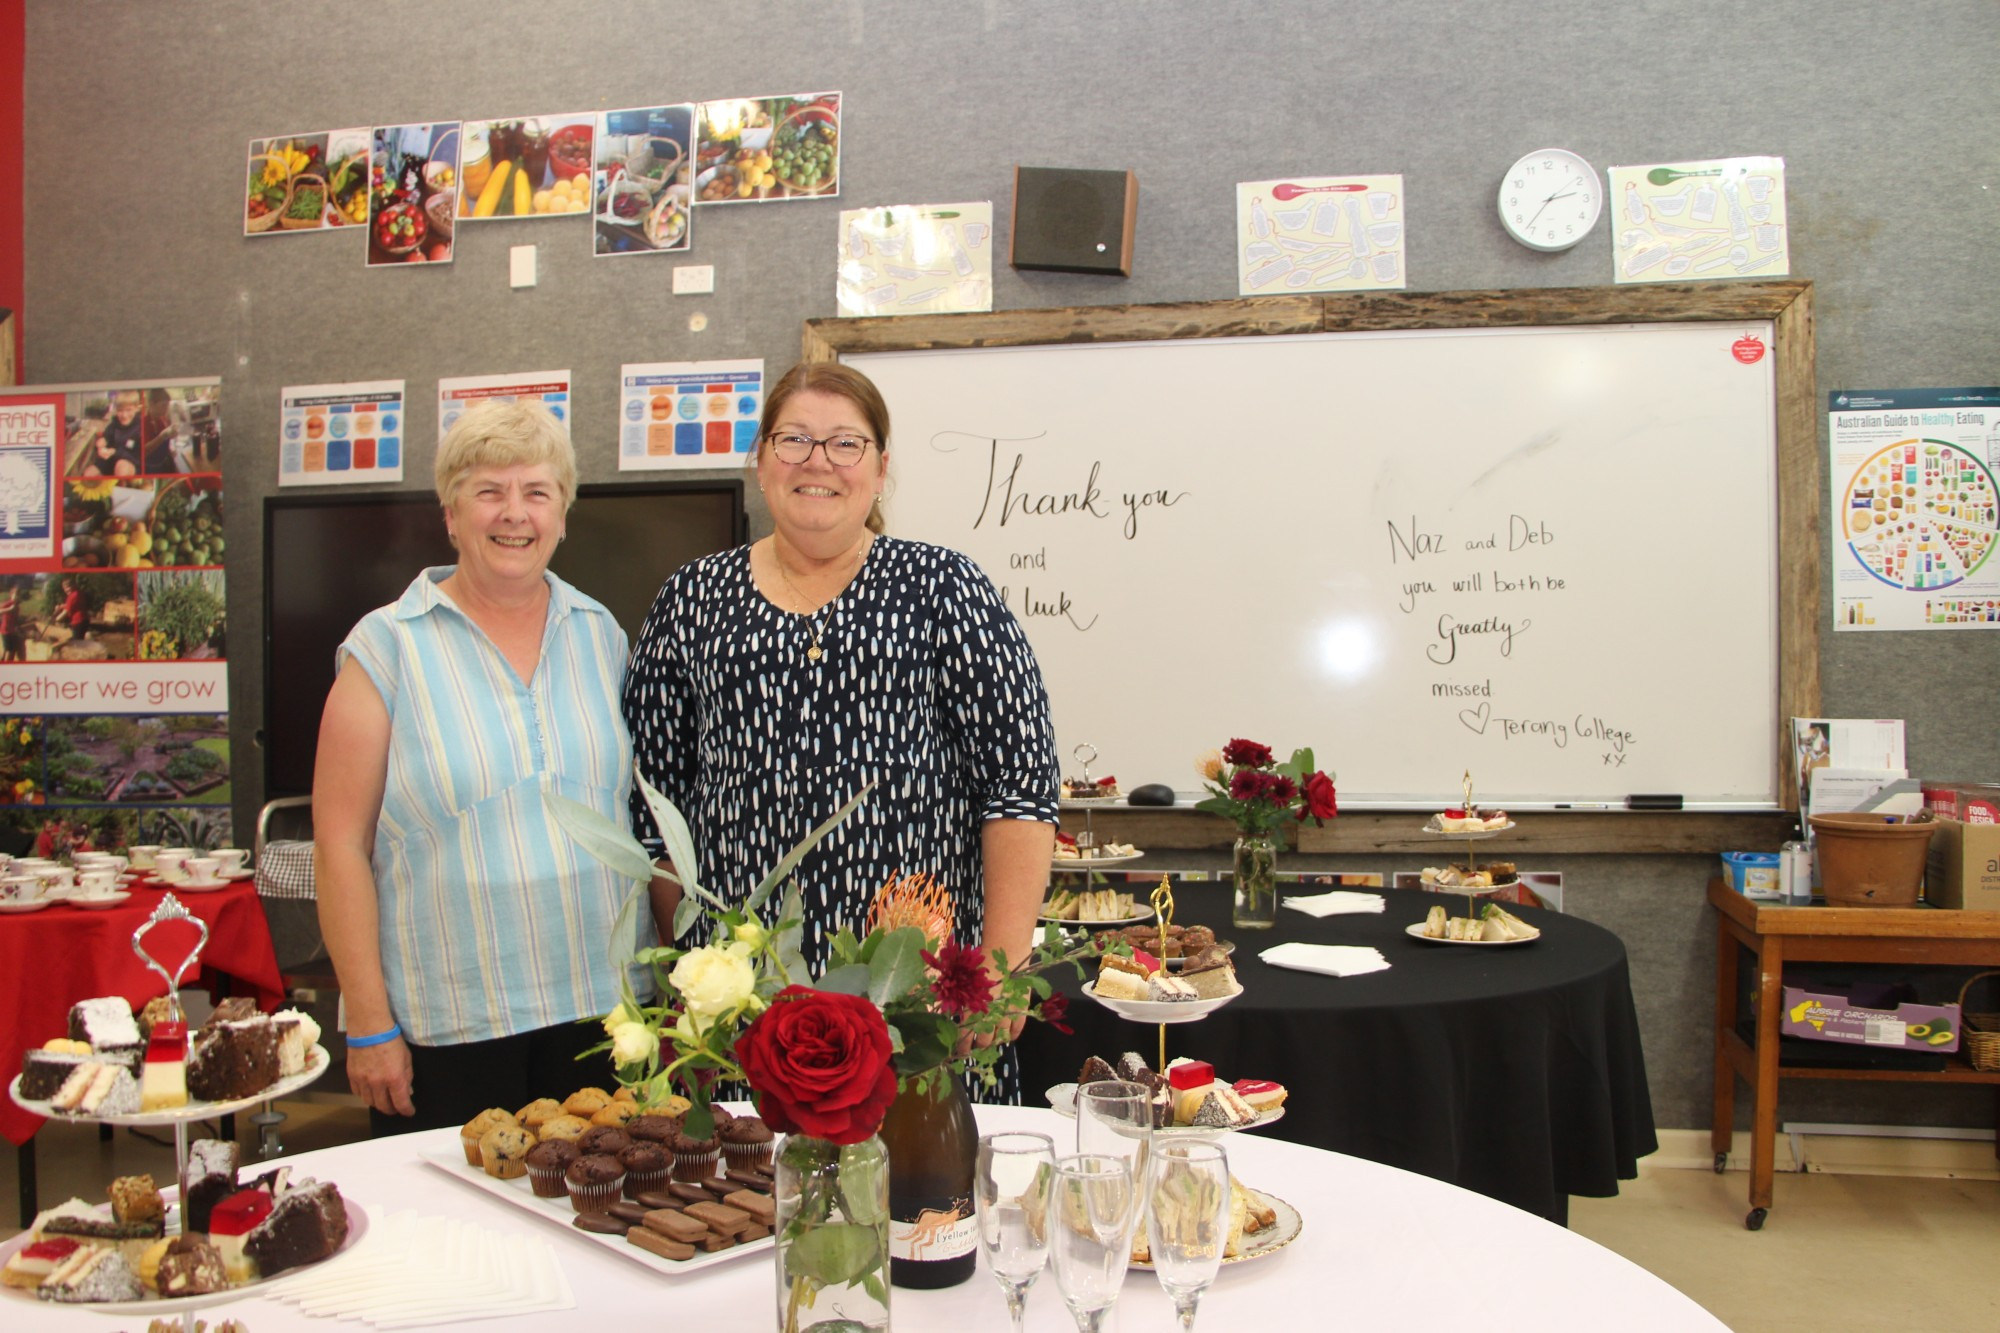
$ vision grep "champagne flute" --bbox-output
[1146,1140,1232,1330]
[1049,1153,1138,1333]
[976,1132,1055,1332]
[1075,1078,1152,1225]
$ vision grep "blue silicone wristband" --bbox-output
[346,1023,402,1048]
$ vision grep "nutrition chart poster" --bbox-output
[278,380,405,487]
[617,359,763,471]
[1829,387,2000,631]
[439,371,573,440]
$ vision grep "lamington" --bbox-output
[188,1018,280,1102]
[36,1246,143,1303]
[68,997,143,1061]
[50,1061,140,1116]
[18,1048,92,1102]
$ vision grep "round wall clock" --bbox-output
[1498,148,1602,251]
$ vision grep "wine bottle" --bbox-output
[880,1072,979,1288]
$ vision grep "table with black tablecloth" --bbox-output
[1016,882,1657,1223]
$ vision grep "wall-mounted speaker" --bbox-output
[1010,167,1137,276]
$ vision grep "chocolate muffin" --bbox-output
[576,1125,632,1158]
[564,1153,626,1214]
[719,1116,774,1171]
[625,1114,683,1147]
[525,1139,580,1199]
[670,1128,719,1182]
[618,1141,670,1200]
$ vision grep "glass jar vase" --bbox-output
[774,1132,891,1333]
[1232,830,1280,929]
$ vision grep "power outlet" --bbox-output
[673,265,715,295]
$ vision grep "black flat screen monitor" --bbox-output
[261,480,745,799]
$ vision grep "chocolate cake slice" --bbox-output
[188,1018,280,1101]
[1077,1055,1118,1087]
[18,1049,91,1101]
[155,1236,230,1297]
[202,996,261,1029]
[243,1179,349,1276]
[183,1139,240,1235]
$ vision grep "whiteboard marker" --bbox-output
[1554,803,1613,810]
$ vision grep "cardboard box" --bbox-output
[1921,781,2000,824]
[1780,985,1961,1053]
[1924,815,2000,912]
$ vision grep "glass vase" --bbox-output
[774,1132,891,1333]
[1232,831,1280,929]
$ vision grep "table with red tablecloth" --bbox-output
[1,879,285,1147]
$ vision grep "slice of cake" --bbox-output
[271,1007,322,1077]
[37,1198,162,1265]
[51,1061,140,1116]
[137,996,178,1039]
[155,1235,230,1297]
[1146,974,1199,1002]
[183,1139,240,1235]
[1188,1083,1258,1128]
[203,996,261,1029]
[1233,1079,1288,1112]
[109,1175,164,1227]
[141,1020,189,1111]
[1180,948,1240,1000]
[1,1237,84,1290]
[1091,968,1149,1001]
[244,1178,349,1277]
[68,997,143,1060]
[37,1246,142,1303]
[18,1048,91,1102]
[1076,1055,1119,1087]
[207,1188,275,1283]
[188,1017,280,1102]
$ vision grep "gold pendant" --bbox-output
[807,644,823,661]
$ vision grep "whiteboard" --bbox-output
[851,319,1785,807]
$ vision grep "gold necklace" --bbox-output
[770,537,869,661]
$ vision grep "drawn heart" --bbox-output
[1458,703,1492,734]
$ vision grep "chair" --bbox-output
[252,796,344,1155]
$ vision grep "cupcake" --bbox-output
[516,1097,565,1131]
[562,1087,613,1118]
[590,1100,640,1128]
[708,1105,736,1131]
[480,1125,537,1180]
[461,1108,518,1166]
[719,1116,774,1172]
[671,1127,718,1182]
[565,1153,625,1214]
[642,1092,693,1119]
[619,1142,670,1199]
[525,1139,580,1199]
[537,1114,592,1143]
[625,1114,683,1148]
[576,1125,631,1158]
[611,1085,638,1105]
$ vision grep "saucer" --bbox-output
[173,878,230,892]
[0,899,53,913]
[71,892,132,910]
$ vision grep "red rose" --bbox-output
[1298,770,1338,822]
[1222,738,1274,768]
[736,985,897,1146]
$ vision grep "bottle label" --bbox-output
[889,1200,978,1262]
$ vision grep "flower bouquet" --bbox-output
[1193,739,1337,928]
[547,774,1093,1329]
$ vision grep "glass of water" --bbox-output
[1049,1153,1139,1333]
[1075,1079,1152,1226]
[1146,1140,1232,1329]
[976,1131,1056,1332]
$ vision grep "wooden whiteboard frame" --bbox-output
[803,282,1819,852]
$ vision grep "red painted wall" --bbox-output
[0,0,22,380]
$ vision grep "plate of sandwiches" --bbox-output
[1407,902,1541,946]
[0,1146,359,1312]
[1040,888,1154,927]
[1419,862,1519,892]
[1052,843,1144,866]
[1131,1184,1300,1269]
[1052,1052,1287,1135]
[1423,807,1514,836]
[11,995,328,1127]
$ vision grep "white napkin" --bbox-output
[1282,890,1386,917]
[261,1206,575,1327]
[1259,942,1392,977]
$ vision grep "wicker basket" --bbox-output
[1959,971,2000,1072]
[278,173,328,230]
[245,151,288,232]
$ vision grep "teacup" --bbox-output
[1,874,45,903]
[76,869,121,896]
[183,856,220,883]
[127,845,162,869]
[211,848,249,875]
[153,850,191,879]
[35,866,74,892]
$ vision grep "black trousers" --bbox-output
[367,1019,617,1137]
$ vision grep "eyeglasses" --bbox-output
[765,431,875,467]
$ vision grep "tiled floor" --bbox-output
[6,1102,1997,1331]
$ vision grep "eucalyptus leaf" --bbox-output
[544,788,656,884]
[774,882,809,981]
[745,782,874,915]
[672,893,707,939]
[836,1144,888,1226]
[892,1010,954,1075]
[638,770,723,909]
[784,1221,881,1287]
[817,963,871,996]
[865,928,928,1007]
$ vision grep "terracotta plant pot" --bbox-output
[1808,813,1936,907]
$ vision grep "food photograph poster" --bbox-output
[440,371,573,440]
[694,93,841,204]
[243,127,370,235]
[1828,387,2000,630]
[457,114,594,222]
[618,360,763,471]
[368,122,461,267]
[0,379,234,855]
[278,380,406,487]
[595,105,694,256]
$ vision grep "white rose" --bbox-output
[602,1001,640,1037]
[670,943,758,1022]
[610,1021,658,1067]
[733,919,767,949]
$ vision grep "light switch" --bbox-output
[510,245,537,288]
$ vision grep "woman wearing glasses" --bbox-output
[623,361,1057,1097]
